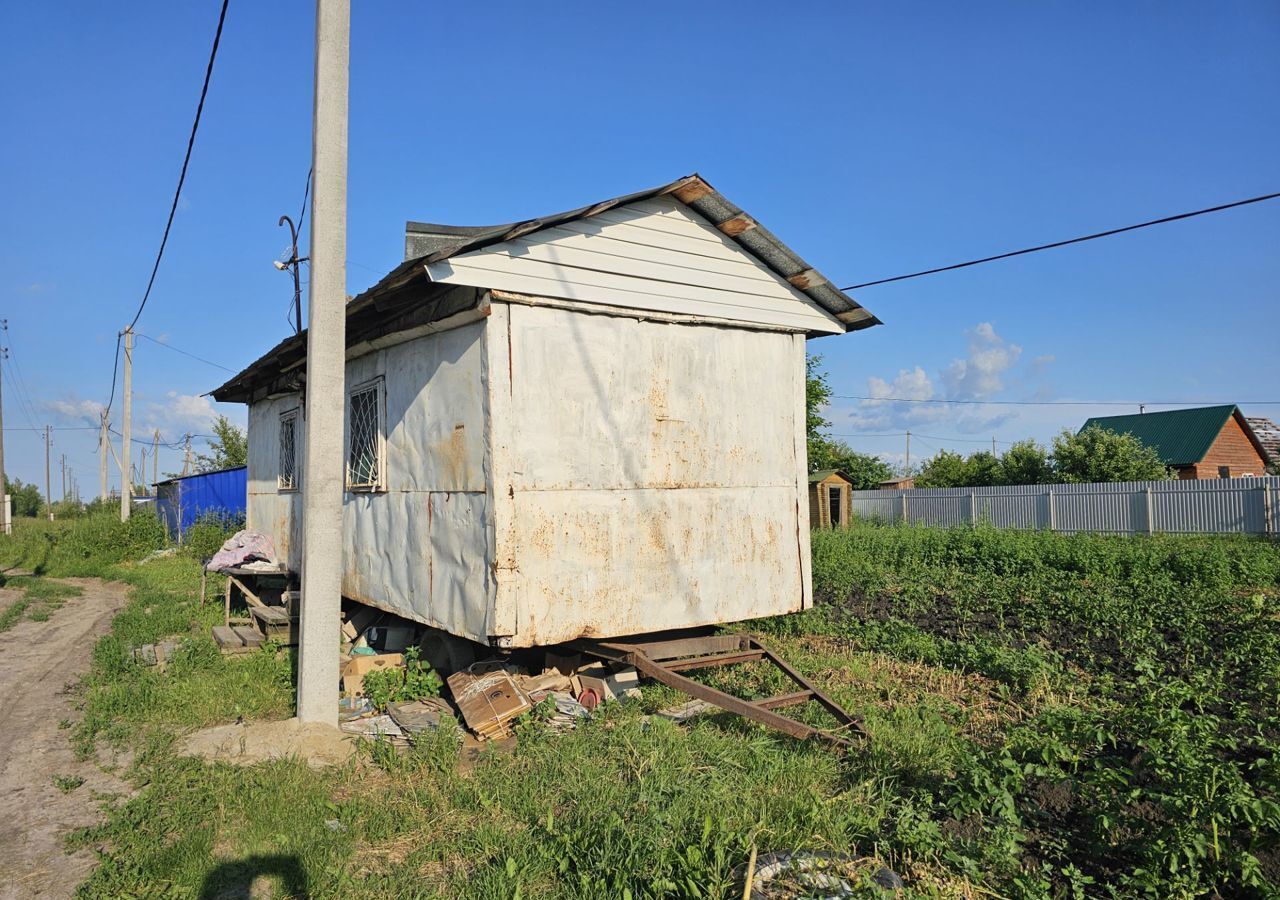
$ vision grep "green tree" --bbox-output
[825,441,894,489]
[194,415,248,473]
[964,450,1002,487]
[999,439,1055,485]
[3,476,44,517]
[915,450,969,488]
[1051,425,1170,483]
[805,355,834,470]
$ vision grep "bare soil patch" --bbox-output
[0,578,129,900]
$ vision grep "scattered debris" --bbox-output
[342,653,404,698]
[362,624,417,653]
[386,697,455,735]
[741,851,904,898]
[131,639,182,670]
[447,665,531,741]
[338,714,403,739]
[655,698,715,724]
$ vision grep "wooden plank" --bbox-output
[251,605,292,625]
[211,625,244,649]
[429,259,842,334]
[614,633,744,661]
[494,239,796,300]
[226,575,266,609]
[508,225,777,281]
[232,626,266,648]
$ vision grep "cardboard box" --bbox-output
[342,653,404,697]
[577,663,642,703]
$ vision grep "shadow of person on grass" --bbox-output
[198,854,309,899]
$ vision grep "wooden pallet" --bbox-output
[571,632,866,749]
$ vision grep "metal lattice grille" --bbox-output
[278,413,297,490]
[347,385,381,489]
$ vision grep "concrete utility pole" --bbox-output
[60,453,67,500]
[297,0,350,727]
[44,426,53,521]
[182,433,193,476]
[152,429,160,488]
[904,431,911,472]
[139,448,147,496]
[99,411,109,502]
[120,327,133,520]
[0,337,8,535]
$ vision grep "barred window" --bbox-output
[278,410,298,491]
[347,380,384,490]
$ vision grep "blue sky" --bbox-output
[2,1,1277,493]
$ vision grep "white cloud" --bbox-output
[940,322,1022,400]
[142,392,218,434]
[838,322,1034,436]
[47,398,104,425]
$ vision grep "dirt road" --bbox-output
[0,578,128,899]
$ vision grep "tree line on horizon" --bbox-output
[807,357,1171,489]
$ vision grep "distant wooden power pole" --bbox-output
[60,453,67,501]
[99,410,110,502]
[152,429,160,488]
[44,425,53,521]
[120,327,133,521]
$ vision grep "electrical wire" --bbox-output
[840,191,1280,291]
[2,357,41,433]
[136,332,235,372]
[124,0,230,332]
[834,395,1280,406]
[103,332,123,417]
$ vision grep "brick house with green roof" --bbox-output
[1080,405,1269,480]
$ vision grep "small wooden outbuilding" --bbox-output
[809,470,854,529]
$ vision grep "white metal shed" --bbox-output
[212,175,879,648]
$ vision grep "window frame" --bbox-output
[277,408,300,492]
[345,377,387,492]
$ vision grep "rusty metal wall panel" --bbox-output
[508,486,803,646]
[851,477,1280,536]
[494,303,807,646]
[246,321,495,643]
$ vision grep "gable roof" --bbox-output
[211,175,878,404]
[1080,405,1254,466]
[404,174,878,333]
[1247,417,1280,464]
[809,469,853,484]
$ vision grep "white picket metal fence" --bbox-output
[850,476,1280,536]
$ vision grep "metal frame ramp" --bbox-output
[571,632,866,749]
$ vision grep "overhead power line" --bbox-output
[124,0,230,332]
[841,191,1280,291]
[834,395,1280,406]
[136,333,235,372]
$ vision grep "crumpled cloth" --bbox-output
[206,530,279,572]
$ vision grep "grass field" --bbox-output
[1,514,1277,898]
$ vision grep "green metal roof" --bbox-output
[1079,405,1239,466]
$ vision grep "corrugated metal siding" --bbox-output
[156,467,247,542]
[851,477,1280,536]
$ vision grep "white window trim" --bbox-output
[278,408,300,492]
[346,377,387,492]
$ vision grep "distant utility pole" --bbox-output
[99,411,109,502]
[277,214,308,335]
[120,327,133,521]
[297,0,350,727]
[44,425,53,521]
[904,431,911,472]
[182,433,193,476]
[152,429,160,489]
[992,437,997,456]
[60,453,67,500]
[138,447,146,496]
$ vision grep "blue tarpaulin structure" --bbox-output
[155,466,247,542]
